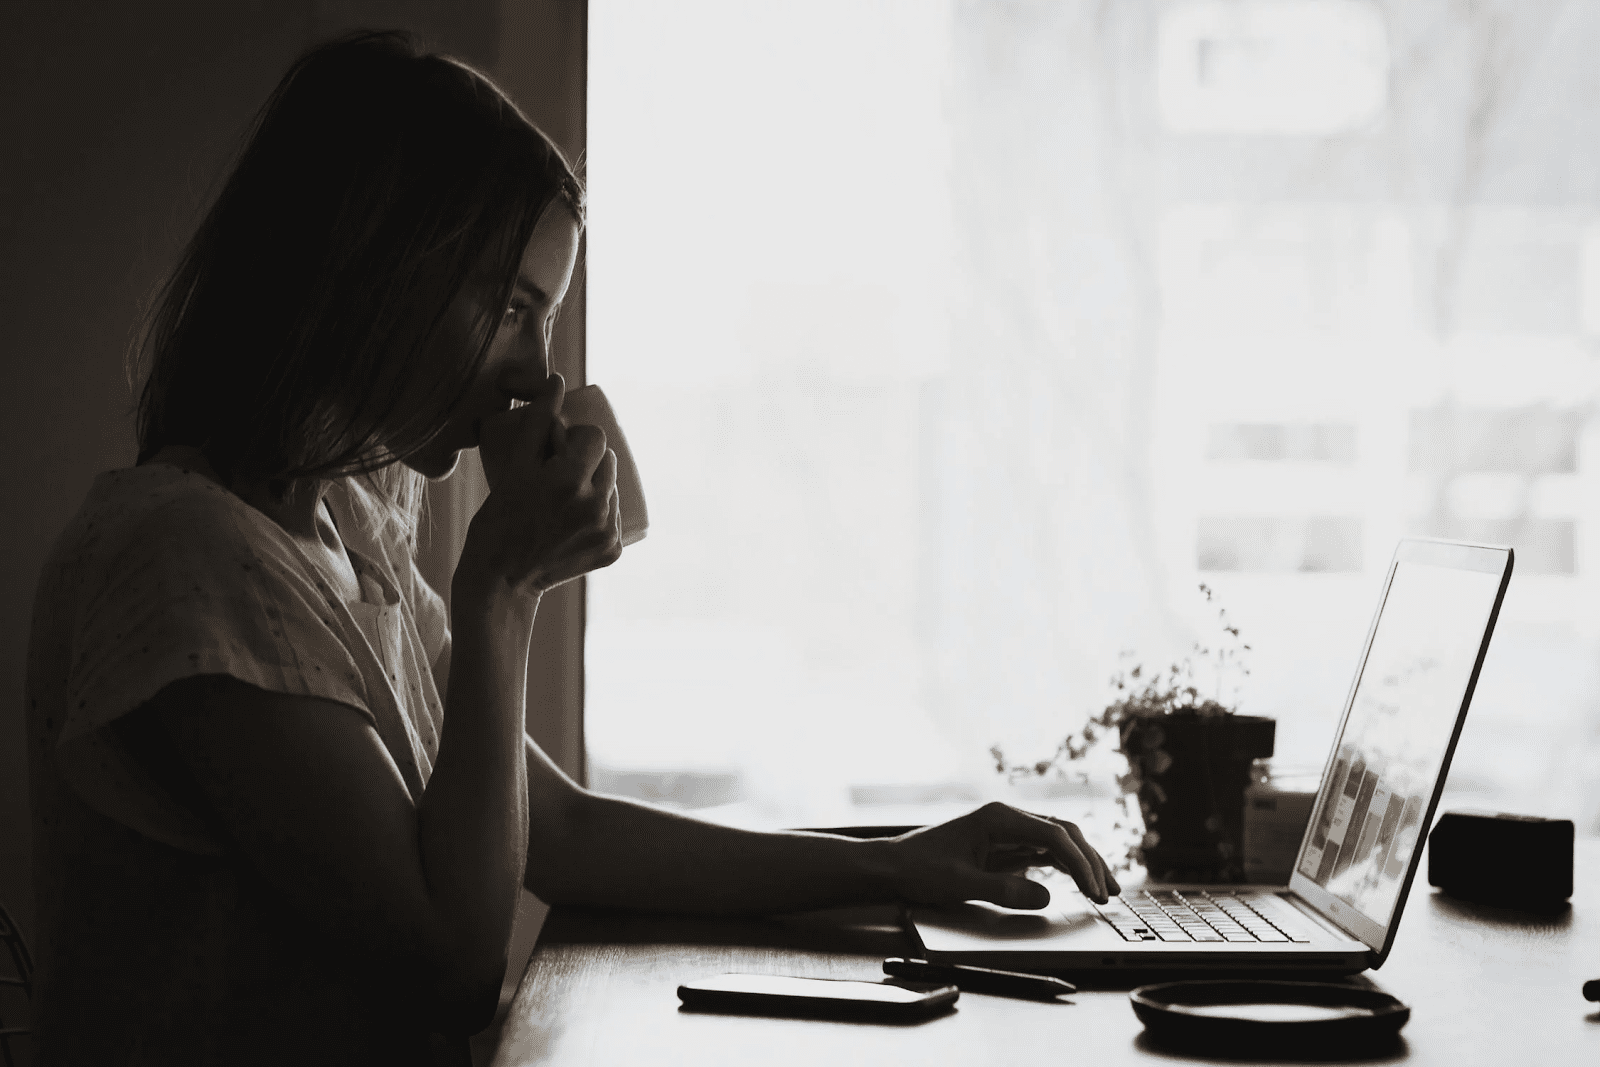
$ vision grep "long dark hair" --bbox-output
[130,29,584,548]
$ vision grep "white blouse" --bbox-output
[49,462,448,851]
[26,460,463,1065]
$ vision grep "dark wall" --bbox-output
[0,0,581,952]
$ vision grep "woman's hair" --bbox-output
[129,29,585,548]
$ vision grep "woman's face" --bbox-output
[402,203,582,480]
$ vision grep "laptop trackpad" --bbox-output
[911,896,1120,953]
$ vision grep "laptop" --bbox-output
[906,538,1514,976]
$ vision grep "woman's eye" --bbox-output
[503,303,529,325]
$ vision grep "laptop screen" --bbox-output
[1294,554,1506,932]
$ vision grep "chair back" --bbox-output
[0,900,33,1067]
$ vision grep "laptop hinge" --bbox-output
[1284,892,1369,946]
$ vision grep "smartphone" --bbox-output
[559,383,648,546]
[677,973,959,1022]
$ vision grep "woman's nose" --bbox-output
[526,324,554,381]
[495,319,557,403]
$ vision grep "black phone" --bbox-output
[677,973,959,1022]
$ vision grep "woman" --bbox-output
[24,30,1116,1065]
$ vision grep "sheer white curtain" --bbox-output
[586,0,1600,837]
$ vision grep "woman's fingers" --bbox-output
[983,833,1118,897]
[1052,817,1120,897]
[591,448,618,496]
[504,372,565,455]
[983,844,1049,873]
[478,374,565,490]
[888,805,1123,912]
[558,423,609,482]
[977,802,1107,903]
[956,871,1052,911]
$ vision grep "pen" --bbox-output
[883,958,1076,999]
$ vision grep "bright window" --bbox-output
[1157,0,1388,134]
[586,0,1600,844]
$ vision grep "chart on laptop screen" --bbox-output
[1296,559,1504,925]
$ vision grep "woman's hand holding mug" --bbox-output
[463,371,623,600]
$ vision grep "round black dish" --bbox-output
[1130,980,1409,1056]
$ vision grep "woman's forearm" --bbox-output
[415,578,535,1002]
[527,785,897,915]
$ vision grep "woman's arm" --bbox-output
[146,580,535,1036]
[520,735,1117,915]
[469,373,1114,916]
[142,379,617,1035]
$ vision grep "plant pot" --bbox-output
[1120,712,1276,882]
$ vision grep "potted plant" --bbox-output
[992,585,1274,883]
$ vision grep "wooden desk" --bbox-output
[492,839,1600,1065]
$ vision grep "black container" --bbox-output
[1428,810,1573,908]
[1122,712,1276,882]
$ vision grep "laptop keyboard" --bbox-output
[1094,890,1314,944]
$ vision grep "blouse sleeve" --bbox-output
[56,490,375,853]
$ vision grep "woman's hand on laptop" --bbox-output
[883,801,1119,908]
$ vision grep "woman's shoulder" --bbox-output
[57,463,295,585]
[79,461,253,528]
